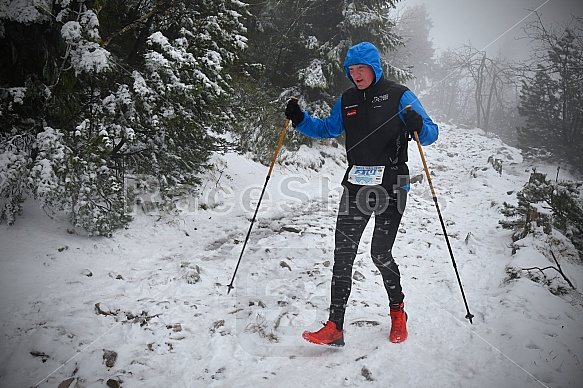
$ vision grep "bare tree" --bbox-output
[423,45,520,144]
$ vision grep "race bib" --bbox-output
[347,165,385,185]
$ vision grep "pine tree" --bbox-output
[501,171,583,255]
[386,4,435,91]
[0,0,247,234]
[518,20,583,172]
[231,0,405,162]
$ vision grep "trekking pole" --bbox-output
[405,105,475,324]
[226,97,298,294]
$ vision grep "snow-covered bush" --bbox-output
[500,170,583,256]
[0,149,27,225]
[29,127,68,209]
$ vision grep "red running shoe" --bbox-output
[389,303,408,343]
[302,321,345,346]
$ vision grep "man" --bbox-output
[285,41,438,346]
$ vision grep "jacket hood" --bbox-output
[343,42,383,86]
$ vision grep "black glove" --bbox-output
[285,99,304,127]
[405,109,424,137]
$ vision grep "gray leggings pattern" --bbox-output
[329,186,407,329]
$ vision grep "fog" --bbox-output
[397,0,583,60]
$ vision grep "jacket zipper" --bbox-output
[365,90,371,153]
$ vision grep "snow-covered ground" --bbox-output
[1,124,582,387]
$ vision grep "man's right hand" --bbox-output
[285,99,304,127]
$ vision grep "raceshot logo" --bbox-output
[123,174,448,218]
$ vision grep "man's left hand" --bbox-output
[405,109,424,137]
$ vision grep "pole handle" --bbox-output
[267,97,298,177]
[405,105,437,198]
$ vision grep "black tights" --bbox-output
[329,186,407,330]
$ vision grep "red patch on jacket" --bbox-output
[347,109,357,117]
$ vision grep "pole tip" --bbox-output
[466,313,475,324]
[227,284,234,294]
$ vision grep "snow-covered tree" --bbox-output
[230,0,405,162]
[0,0,247,234]
[244,0,403,97]
[501,170,583,256]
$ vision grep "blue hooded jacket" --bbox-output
[296,42,438,147]
[343,41,384,85]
